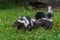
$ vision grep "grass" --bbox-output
[0,7,60,40]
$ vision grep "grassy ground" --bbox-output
[0,7,60,40]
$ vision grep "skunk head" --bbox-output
[19,16,26,20]
[15,16,32,30]
[12,20,25,29]
[20,16,32,26]
[12,21,20,27]
[35,12,46,20]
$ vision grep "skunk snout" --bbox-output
[12,21,19,27]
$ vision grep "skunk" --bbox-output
[46,6,53,19]
[36,6,53,29]
[12,16,36,31]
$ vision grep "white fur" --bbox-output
[22,16,29,27]
[31,19,36,27]
[17,20,25,23]
[31,19,36,22]
[42,18,53,21]
[17,19,29,27]
[48,6,53,13]
[46,6,53,19]
[19,16,30,27]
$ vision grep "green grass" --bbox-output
[0,7,60,40]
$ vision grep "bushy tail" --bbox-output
[46,6,53,19]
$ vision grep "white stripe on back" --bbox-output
[42,18,53,21]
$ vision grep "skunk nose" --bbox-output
[12,23,16,27]
[12,21,18,27]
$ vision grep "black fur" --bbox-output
[20,16,32,30]
[12,16,36,31]
[46,13,53,19]
[12,20,25,30]
[35,6,53,29]
[36,18,53,29]
[46,6,53,19]
[20,16,31,25]
[35,12,46,20]
[12,6,53,30]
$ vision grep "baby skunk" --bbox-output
[12,16,36,31]
[36,6,53,29]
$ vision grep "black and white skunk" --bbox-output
[36,6,53,29]
[12,6,53,30]
[12,16,36,31]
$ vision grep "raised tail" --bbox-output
[46,6,53,19]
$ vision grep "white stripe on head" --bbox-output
[17,19,29,27]
[21,16,30,27]
[22,16,29,26]
[17,20,25,23]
